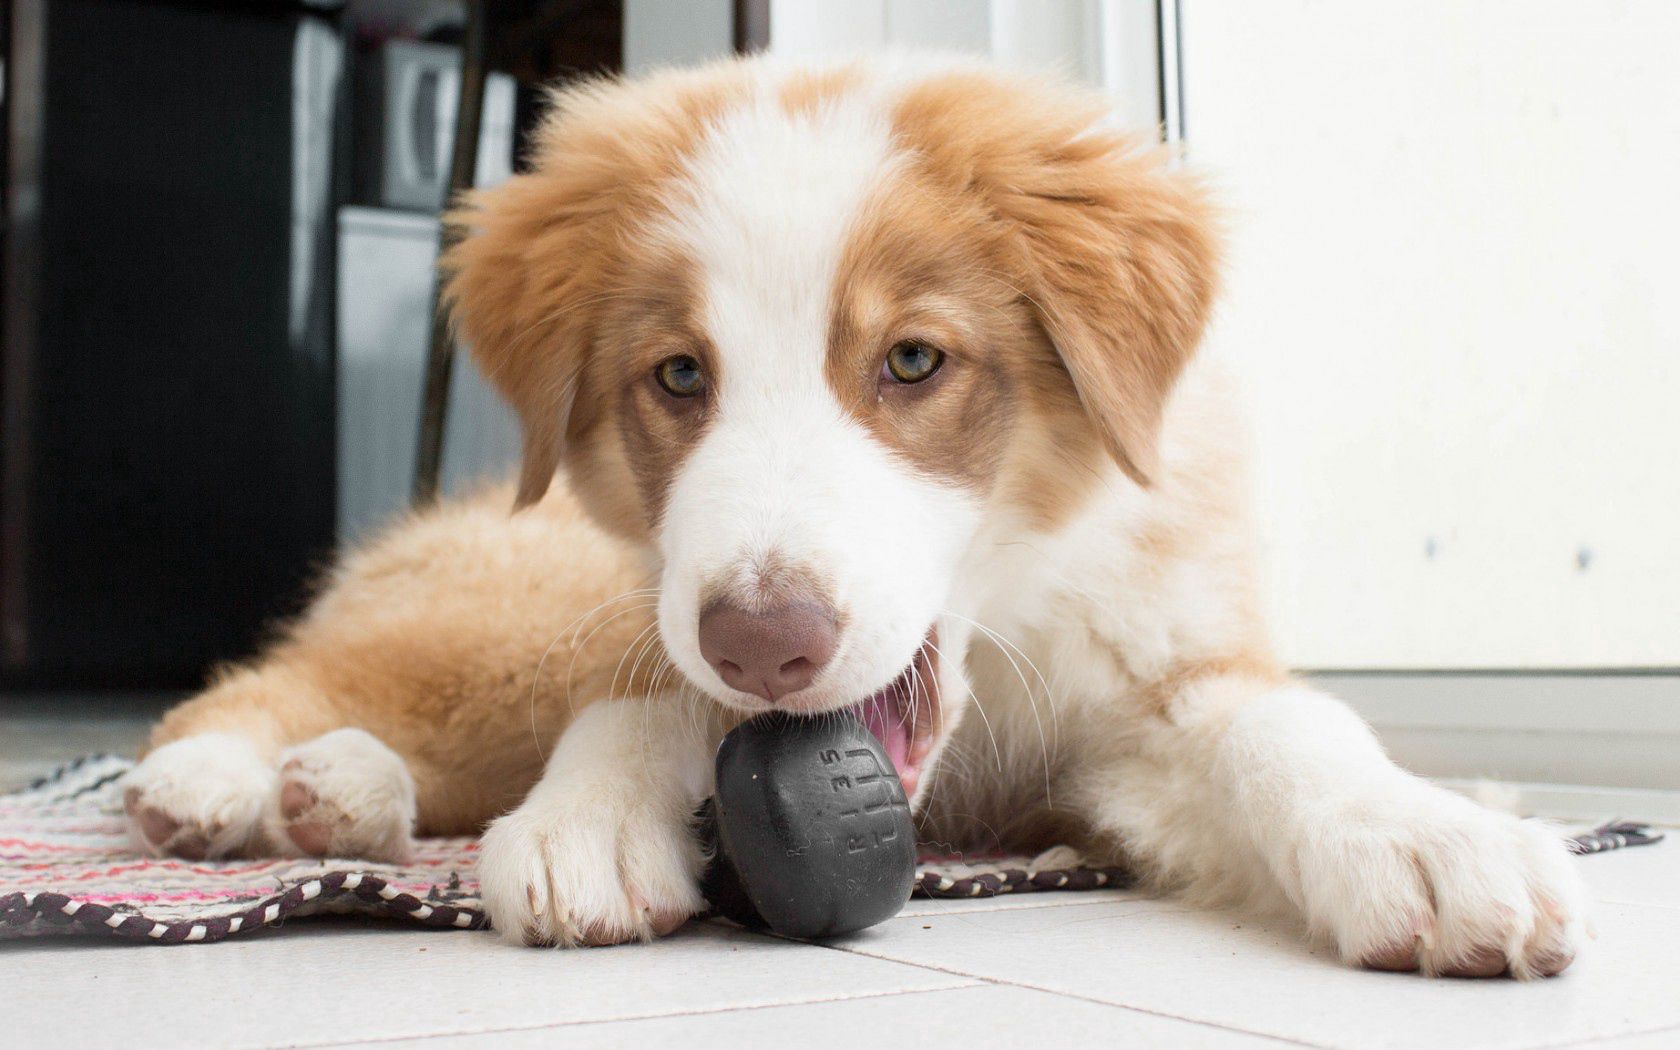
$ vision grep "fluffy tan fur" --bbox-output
[149,485,662,834]
[892,70,1222,488]
[148,58,1238,844]
[135,57,1586,979]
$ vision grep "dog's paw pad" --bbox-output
[646,910,689,937]
[285,819,336,856]
[171,831,213,861]
[1437,945,1509,979]
[1359,940,1421,973]
[278,778,318,821]
[269,728,417,863]
[128,800,181,848]
[1527,944,1576,978]
[121,734,275,859]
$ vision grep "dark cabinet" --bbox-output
[1,0,343,686]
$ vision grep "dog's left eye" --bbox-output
[883,341,943,384]
[655,355,706,398]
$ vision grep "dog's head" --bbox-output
[445,57,1218,797]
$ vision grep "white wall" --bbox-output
[622,1,1680,672]
[623,0,734,75]
[1181,0,1680,669]
[767,0,1163,131]
[625,1,1163,131]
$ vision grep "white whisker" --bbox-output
[526,587,659,760]
[561,600,660,718]
[940,611,1056,809]
[922,635,1003,775]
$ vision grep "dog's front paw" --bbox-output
[477,786,706,947]
[1294,783,1589,979]
[122,733,276,859]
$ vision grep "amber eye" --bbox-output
[655,354,706,397]
[883,341,943,384]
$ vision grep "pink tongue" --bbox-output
[854,692,911,773]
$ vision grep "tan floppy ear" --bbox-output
[441,171,597,509]
[443,68,750,508]
[897,72,1221,486]
[1003,154,1220,486]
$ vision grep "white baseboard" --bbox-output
[1311,673,1680,793]
[1437,778,1680,827]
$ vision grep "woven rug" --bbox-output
[0,755,1138,943]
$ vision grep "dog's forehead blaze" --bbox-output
[559,63,1110,537]
[457,57,1213,543]
[570,73,904,536]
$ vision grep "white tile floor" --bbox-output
[3,708,1677,1049]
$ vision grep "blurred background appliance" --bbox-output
[352,40,517,210]
[337,205,519,541]
[1,0,627,689]
[2,0,345,688]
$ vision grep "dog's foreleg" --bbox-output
[1084,675,1588,979]
[476,695,717,946]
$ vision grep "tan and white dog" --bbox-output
[125,55,1586,977]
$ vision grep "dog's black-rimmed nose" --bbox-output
[698,599,838,703]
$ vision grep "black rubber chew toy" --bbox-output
[700,711,916,938]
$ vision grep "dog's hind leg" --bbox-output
[122,663,389,860]
[268,728,417,862]
[125,482,652,862]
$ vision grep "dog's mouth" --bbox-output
[845,628,941,798]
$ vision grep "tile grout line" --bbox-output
[1525,1019,1680,1050]
[1595,896,1680,912]
[265,981,990,1050]
[901,892,1156,918]
[803,936,1330,1048]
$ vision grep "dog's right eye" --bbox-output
[655,355,706,398]
[883,341,943,385]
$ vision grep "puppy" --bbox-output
[126,55,1586,976]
